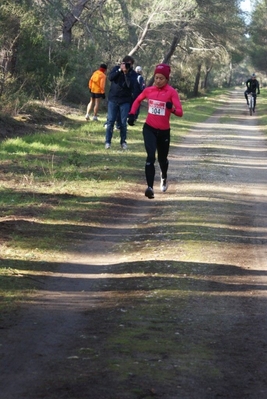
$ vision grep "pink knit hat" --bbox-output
[154,63,171,79]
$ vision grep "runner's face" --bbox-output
[154,74,168,88]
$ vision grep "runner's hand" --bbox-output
[128,114,135,126]
[166,102,173,109]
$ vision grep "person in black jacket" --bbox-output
[244,73,260,110]
[105,56,139,149]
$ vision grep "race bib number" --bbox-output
[148,99,166,116]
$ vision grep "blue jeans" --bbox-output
[105,101,131,145]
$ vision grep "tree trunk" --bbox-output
[162,28,186,65]
[147,27,186,86]
[62,5,85,46]
[62,0,107,45]
[203,66,212,89]
[193,63,202,96]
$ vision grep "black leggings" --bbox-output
[142,123,170,188]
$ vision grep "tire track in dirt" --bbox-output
[1,89,267,399]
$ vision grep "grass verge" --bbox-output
[0,88,251,308]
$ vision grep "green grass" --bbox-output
[1,88,264,397]
[0,88,254,307]
[254,88,267,130]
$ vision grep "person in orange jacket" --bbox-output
[85,63,107,121]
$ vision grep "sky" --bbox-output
[240,0,252,12]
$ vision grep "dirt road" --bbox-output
[1,89,267,399]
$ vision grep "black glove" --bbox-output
[166,101,173,109]
[258,92,260,95]
[102,93,106,99]
[127,114,135,126]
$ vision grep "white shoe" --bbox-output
[93,116,98,121]
[105,143,111,149]
[160,177,168,192]
[121,142,127,150]
[85,114,90,121]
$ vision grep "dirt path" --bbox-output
[1,89,267,399]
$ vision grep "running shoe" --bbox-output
[160,177,168,192]
[145,187,154,199]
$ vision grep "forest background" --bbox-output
[1,0,267,116]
